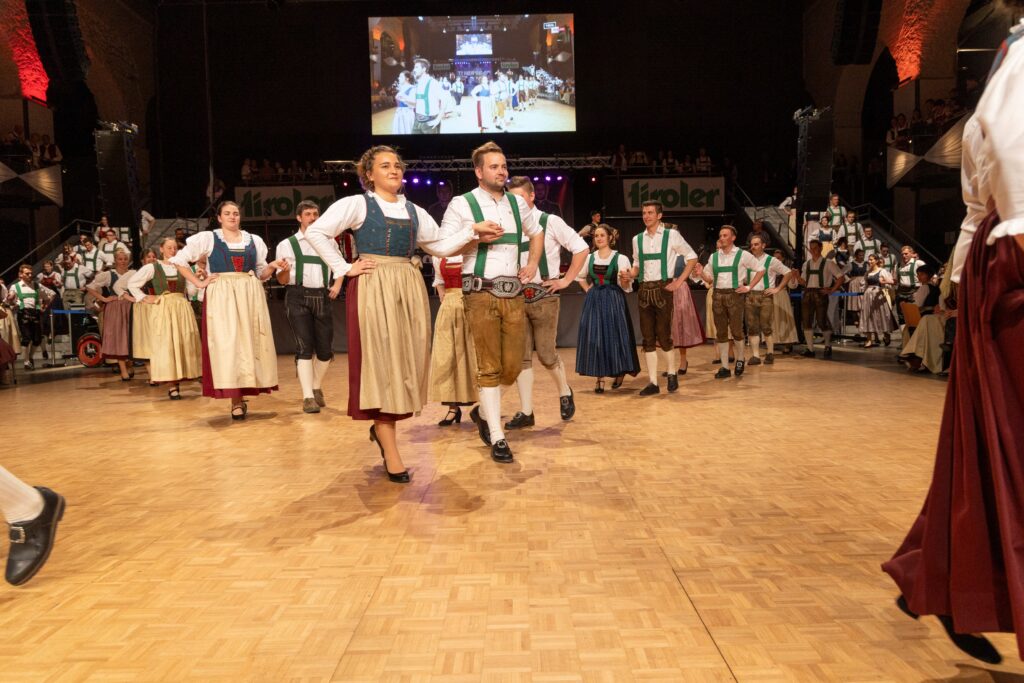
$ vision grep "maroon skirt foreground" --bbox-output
[882,211,1024,655]
[199,298,277,400]
[345,277,412,422]
[0,337,16,368]
[100,299,133,360]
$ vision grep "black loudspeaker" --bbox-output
[796,109,834,214]
[25,0,90,83]
[95,129,142,253]
[831,0,883,65]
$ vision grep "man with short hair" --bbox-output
[275,200,343,414]
[744,234,793,366]
[744,219,772,250]
[793,239,846,358]
[439,142,544,463]
[895,245,927,311]
[854,225,883,259]
[577,210,602,251]
[838,209,864,249]
[824,193,846,227]
[879,243,897,272]
[3,264,55,371]
[411,58,446,135]
[504,176,589,429]
[695,226,763,378]
[629,201,699,394]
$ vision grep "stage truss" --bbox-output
[322,157,611,174]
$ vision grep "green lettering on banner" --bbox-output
[623,178,724,212]
[235,186,337,221]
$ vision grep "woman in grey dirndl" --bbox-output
[305,146,474,483]
[859,253,897,347]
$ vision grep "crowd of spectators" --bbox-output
[608,144,726,177]
[0,123,62,172]
[885,94,970,150]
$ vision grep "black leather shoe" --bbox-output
[6,487,65,586]
[747,356,762,366]
[714,368,731,379]
[764,354,774,365]
[666,374,679,392]
[638,383,659,396]
[491,440,514,463]
[504,411,535,430]
[469,406,490,446]
[937,615,1002,664]
[801,349,815,358]
[559,388,575,421]
[678,363,688,376]
[823,346,833,359]
[734,360,746,377]
[611,374,624,389]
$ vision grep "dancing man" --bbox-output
[629,201,699,395]
[439,141,544,463]
[792,239,845,359]
[744,234,793,365]
[275,200,342,414]
[503,175,589,430]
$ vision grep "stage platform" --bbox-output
[2,346,1017,681]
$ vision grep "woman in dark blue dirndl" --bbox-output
[575,225,640,393]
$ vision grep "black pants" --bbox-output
[17,309,42,346]
[284,286,333,361]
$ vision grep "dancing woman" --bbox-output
[858,253,896,347]
[86,249,136,381]
[172,203,286,418]
[128,238,202,399]
[575,225,639,392]
[305,145,478,482]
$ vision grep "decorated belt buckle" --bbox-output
[494,278,521,297]
[523,285,545,302]
[461,276,484,293]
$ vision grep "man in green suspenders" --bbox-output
[411,58,445,134]
[793,239,846,358]
[4,264,54,371]
[447,142,544,463]
[744,234,794,366]
[504,177,589,429]
[695,226,764,378]
[275,200,343,414]
[629,201,700,394]
[895,245,927,322]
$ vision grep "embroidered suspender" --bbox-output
[464,192,525,278]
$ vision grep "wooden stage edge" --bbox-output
[1,345,1020,682]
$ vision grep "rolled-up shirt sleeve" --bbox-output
[306,196,363,279]
[171,232,213,268]
[127,263,155,302]
[416,204,476,257]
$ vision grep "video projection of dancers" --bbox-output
[369,14,576,135]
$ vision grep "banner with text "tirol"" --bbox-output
[235,186,337,222]
[620,177,725,213]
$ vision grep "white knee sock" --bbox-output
[296,359,314,399]
[479,386,504,444]
[517,368,534,415]
[547,358,571,397]
[735,339,746,361]
[804,330,815,351]
[645,351,659,385]
[667,348,680,375]
[312,358,330,390]
[824,331,833,346]
[766,335,775,356]
[749,335,761,359]
[719,343,730,366]
[0,466,44,524]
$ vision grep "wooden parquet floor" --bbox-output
[1,345,1021,682]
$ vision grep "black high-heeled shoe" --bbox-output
[438,405,462,427]
[369,425,410,483]
[611,374,624,390]
[894,595,1002,664]
[594,378,605,394]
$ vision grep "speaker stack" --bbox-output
[95,127,143,258]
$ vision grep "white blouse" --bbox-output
[579,251,633,292]
[128,262,193,302]
[170,229,269,276]
[88,269,136,297]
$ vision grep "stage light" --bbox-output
[590,176,597,183]
[426,179,433,185]
[412,177,420,184]
[402,179,407,183]
[418,16,424,21]
[342,181,349,187]
[544,175,551,182]
[556,176,563,181]
[524,14,529,17]
[439,181,446,186]
[533,176,539,181]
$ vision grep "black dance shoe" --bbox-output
[823,346,833,359]
[666,374,679,393]
[764,354,775,365]
[714,368,732,379]
[559,389,575,421]
[469,406,491,446]
[370,425,409,483]
[491,440,514,463]
[801,349,815,358]
[6,487,65,586]
[895,595,1001,664]
[594,379,605,394]
[611,374,625,389]
[678,363,688,376]
[638,383,660,396]
[734,360,746,377]
[505,412,535,430]
[747,356,762,366]
[313,389,326,408]
[438,405,462,427]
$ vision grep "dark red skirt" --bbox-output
[882,211,1024,655]
[200,298,278,400]
[0,337,16,368]
[345,277,411,422]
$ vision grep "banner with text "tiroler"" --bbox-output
[234,185,337,222]
[619,177,725,213]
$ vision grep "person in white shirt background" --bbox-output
[4,264,55,371]
[86,249,136,382]
[792,239,846,358]
[743,234,793,365]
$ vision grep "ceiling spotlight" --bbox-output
[426,179,433,185]
[544,175,551,182]
[412,177,420,184]
[556,176,563,181]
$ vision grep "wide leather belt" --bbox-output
[523,281,560,303]
[462,275,523,299]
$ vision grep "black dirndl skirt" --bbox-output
[575,284,640,378]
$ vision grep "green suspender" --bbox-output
[747,254,773,289]
[83,250,100,271]
[288,235,328,287]
[538,213,550,279]
[416,79,432,116]
[711,250,743,288]
[805,259,826,287]
[14,283,38,309]
[900,260,917,284]
[65,267,82,289]
[464,192,525,278]
[637,230,670,282]
[587,252,620,283]
[150,263,178,295]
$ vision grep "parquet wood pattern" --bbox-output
[1,346,1021,682]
